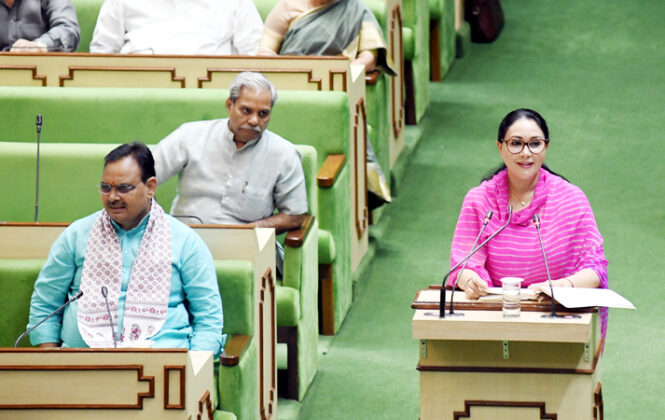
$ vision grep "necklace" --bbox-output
[510,192,532,208]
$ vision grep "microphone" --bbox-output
[448,210,493,316]
[439,205,513,318]
[14,290,83,347]
[34,114,42,223]
[533,214,557,317]
[101,286,118,348]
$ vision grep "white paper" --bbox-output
[540,287,635,309]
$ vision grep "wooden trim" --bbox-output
[429,19,443,82]
[454,400,557,420]
[220,334,251,366]
[318,263,335,335]
[0,64,47,86]
[0,221,70,227]
[163,365,186,409]
[188,223,255,230]
[0,52,349,61]
[316,154,346,187]
[593,382,603,420]
[0,364,154,409]
[197,390,214,420]
[59,66,185,87]
[284,214,315,248]
[417,363,595,375]
[328,69,348,91]
[411,286,598,314]
[199,68,322,90]
[390,4,405,137]
[0,348,187,353]
[353,98,368,239]
[259,268,276,420]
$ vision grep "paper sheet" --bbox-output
[539,287,636,309]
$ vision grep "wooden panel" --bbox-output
[389,1,406,168]
[0,364,154,409]
[454,401,557,420]
[199,68,323,90]
[259,268,276,420]
[413,309,594,343]
[352,97,368,240]
[60,66,184,87]
[164,365,185,409]
[0,65,46,86]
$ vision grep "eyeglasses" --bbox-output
[98,182,139,195]
[502,136,549,154]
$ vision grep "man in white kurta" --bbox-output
[90,0,263,54]
[152,72,308,274]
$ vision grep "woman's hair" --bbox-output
[482,108,568,182]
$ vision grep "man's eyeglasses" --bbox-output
[502,136,549,154]
[98,182,139,195]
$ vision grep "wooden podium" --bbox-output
[0,348,215,419]
[412,287,604,420]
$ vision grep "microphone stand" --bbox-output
[14,291,83,347]
[447,211,493,316]
[34,114,42,223]
[440,206,512,318]
[101,286,118,348]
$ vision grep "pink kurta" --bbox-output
[449,168,609,336]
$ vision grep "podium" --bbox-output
[0,348,214,419]
[412,287,604,420]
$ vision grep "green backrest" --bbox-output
[0,87,348,170]
[71,0,104,52]
[215,260,254,336]
[0,260,44,347]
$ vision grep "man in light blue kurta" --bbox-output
[28,142,224,355]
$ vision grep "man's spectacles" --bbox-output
[502,136,549,154]
[98,182,139,195]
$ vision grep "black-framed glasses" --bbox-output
[502,136,549,154]
[98,182,139,195]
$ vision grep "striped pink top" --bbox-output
[449,168,609,335]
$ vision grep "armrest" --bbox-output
[317,154,346,188]
[365,70,381,85]
[284,214,315,248]
[219,334,251,367]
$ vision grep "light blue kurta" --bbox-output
[28,210,225,355]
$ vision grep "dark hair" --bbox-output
[483,109,568,182]
[104,142,156,182]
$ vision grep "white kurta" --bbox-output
[90,0,263,55]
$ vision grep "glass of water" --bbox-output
[501,277,523,317]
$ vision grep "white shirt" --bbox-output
[90,0,263,55]
[153,118,308,224]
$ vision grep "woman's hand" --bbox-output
[460,275,490,299]
[527,278,574,293]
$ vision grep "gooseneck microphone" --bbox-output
[439,205,513,318]
[447,210,493,316]
[34,114,42,223]
[14,290,83,347]
[101,286,118,348]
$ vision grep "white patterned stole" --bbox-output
[78,200,172,348]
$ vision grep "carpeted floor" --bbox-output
[297,0,665,418]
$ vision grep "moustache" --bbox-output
[240,125,262,133]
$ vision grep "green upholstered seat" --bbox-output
[0,256,257,419]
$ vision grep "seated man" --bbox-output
[1,0,80,52]
[28,143,224,355]
[152,71,307,275]
[90,0,263,54]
